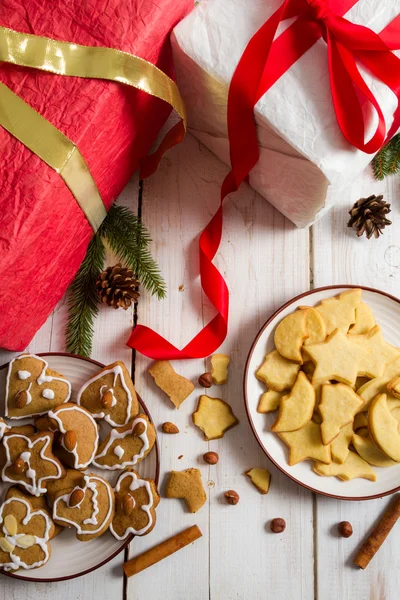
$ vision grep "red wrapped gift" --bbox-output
[0,0,191,351]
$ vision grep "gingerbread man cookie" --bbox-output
[5,354,71,419]
[2,432,66,496]
[53,473,115,541]
[110,470,160,540]
[0,496,54,571]
[92,414,156,470]
[76,361,139,427]
[46,403,99,470]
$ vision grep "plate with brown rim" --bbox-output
[244,285,400,501]
[0,353,159,581]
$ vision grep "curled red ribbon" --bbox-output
[128,0,400,360]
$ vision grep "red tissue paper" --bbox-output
[0,0,191,351]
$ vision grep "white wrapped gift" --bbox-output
[171,0,399,227]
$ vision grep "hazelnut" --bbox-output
[122,493,135,515]
[162,422,179,434]
[12,457,25,474]
[198,372,213,388]
[224,490,239,505]
[132,422,146,437]
[270,518,286,533]
[15,390,28,409]
[101,389,114,409]
[203,451,219,465]
[63,430,78,451]
[338,521,353,538]
[69,488,85,507]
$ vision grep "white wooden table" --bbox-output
[1,132,400,600]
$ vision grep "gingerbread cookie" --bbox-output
[46,469,85,507]
[5,354,71,419]
[93,414,156,470]
[0,417,9,440]
[0,496,54,571]
[2,432,65,496]
[165,468,206,513]
[46,403,99,470]
[76,361,139,427]
[5,487,62,539]
[110,470,160,540]
[148,361,194,408]
[53,473,115,541]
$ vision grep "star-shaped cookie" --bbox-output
[350,325,400,378]
[2,432,65,496]
[278,421,331,466]
[304,329,369,387]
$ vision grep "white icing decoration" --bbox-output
[25,382,33,405]
[114,445,124,459]
[47,406,99,469]
[0,420,9,441]
[5,354,71,419]
[77,365,133,426]
[110,472,154,540]
[2,434,63,496]
[17,370,31,380]
[42,389,55,400]
[92,417,149,470]
[53,475,113,535]
[0,497,52,571]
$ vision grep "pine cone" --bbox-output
[96,264,140,310]
[348,194,391,239]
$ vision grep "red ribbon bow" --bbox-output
[128,0,400,360]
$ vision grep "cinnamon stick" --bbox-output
[354,494,400,569]
[123,525,202,577]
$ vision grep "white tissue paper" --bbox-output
[171,0,399,227]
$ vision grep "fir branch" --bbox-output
[66,234,106,357]
[99,204,166,299]
[372,134,400,180]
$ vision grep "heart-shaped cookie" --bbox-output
[5,354,71,419]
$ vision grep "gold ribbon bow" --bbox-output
[0,25,187,231]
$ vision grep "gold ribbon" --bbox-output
[0,25,187,231]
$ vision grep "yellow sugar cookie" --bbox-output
[330,422,353,464]
[313,450,376,481]
[357,427,369,438]
[387,395,400,411]
[391,407,400,424]
[305,329,369,387]
[211,354,230,385]
[369,394,400,462]
[315,289,361,335]
[278,421,331,466]
[352,433,397,468]
[351,326,400,378]
[271,372,315,432]
[274,311,308,363]
[256,350,300,392]
[387,376,400,399]
[302,307,327,346]
[245,468,271,494]
[192,395,238,441]
[257,389,283,413]
[302,361,315,380]
[357,377,390,411]
[319,383,364,446]
[348,302,376,335]
[355,377,370,390]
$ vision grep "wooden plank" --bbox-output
[312,169,400,599]
[0,176,139,599]
[131,133,314,600]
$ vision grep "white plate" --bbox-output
[0,353,159,581]
[244,285,400,501]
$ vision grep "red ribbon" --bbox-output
[128,0,400,360]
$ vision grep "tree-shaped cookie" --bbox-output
[93,414,156,470]
[76,361,139,427]
[110,470,160,540]
[319,384,363,445]
[2,432,65,496]
[314,450,376,481]
[278,421,331,466]
[5,354,71,419]
[53,473,115,541]
[0,496,54,571]
[47,403,99,469]
[271,372,315,432]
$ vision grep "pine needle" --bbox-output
[372,134,400,180]
[66,234,106,357]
